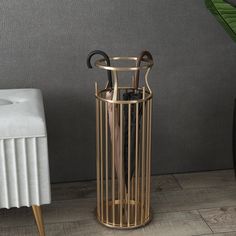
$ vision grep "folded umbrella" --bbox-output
[87,50,123,188]
[123,51,153,187]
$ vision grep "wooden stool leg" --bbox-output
[32,205,45,236]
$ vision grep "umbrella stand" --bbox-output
[88,52,154,229]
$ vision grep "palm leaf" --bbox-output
[205,0,236,42]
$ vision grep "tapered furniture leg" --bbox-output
[32,205,45,236]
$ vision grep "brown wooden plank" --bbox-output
[174,170,236,189]
[195,232,236,236]
[152,185,236,213]
[0,205,212,235]
[51,175,181,202]
[63,210,212,236]
[51,180,97,201]
[0,198,96,228]
[143,210,211,236]
[1,185,236,228]
[152,175,182,192]
[1,171,236,235]
[0,222,65,236]
[199,207,236,233]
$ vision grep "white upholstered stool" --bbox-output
[0,89,51,236]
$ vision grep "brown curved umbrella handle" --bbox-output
[134,50,153,89]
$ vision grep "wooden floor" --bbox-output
[1,169,236,235]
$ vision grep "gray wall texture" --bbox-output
[0,0,236,183]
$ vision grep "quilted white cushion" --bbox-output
[0,89,51,209]
[0,89,47,139]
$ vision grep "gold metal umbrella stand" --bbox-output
[87,50,154,229]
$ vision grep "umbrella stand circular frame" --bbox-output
[92,54,154,229]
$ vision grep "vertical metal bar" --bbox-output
[141,87,146,223]
[144,68,153,220]
[145,100,150,218]
[131,177,134,213]
[96,97,100,219]
[144,68,152,94]
[112,71,118,101]
[112,103,115,225]
[127,104,131,226]
[138,141,141,222]
[148,99,153,217]
[119,104,123,226]
[134,102,139,226]
[105,102,109,223]
[100,101,104,221]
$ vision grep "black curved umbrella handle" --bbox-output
[87,50,112,88]
[134,50,153,89]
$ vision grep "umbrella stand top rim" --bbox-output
[95,89,153,104]
[95,57,153,71]
[95,94,152,104]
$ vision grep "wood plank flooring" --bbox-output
[0,169,236,236]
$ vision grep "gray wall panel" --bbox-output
[0,0,235,182]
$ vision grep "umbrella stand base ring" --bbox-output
[95,202,152,229]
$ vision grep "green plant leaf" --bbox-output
[205,0,236,42]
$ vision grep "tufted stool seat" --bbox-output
[0,89,51,236]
